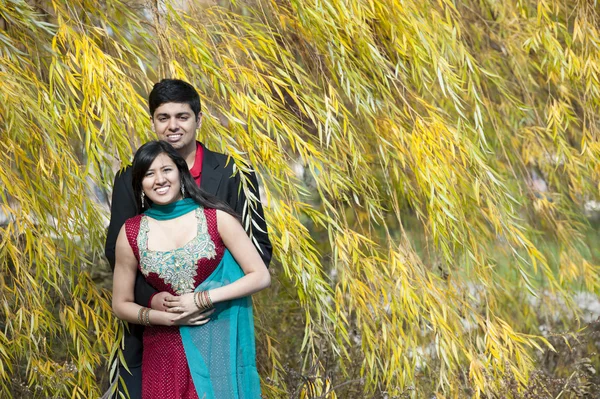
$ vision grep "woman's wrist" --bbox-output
[206,288,222,305]
[144,308,173,326]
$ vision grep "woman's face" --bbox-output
[142,152,182,206]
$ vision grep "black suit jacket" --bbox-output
[104,143,272,367]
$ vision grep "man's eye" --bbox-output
[158,118,167,122]
[179,117,189,121]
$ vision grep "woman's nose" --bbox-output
[155,172,167,183]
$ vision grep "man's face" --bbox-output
[151,102,201,152]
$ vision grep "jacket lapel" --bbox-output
[200,145,223,197]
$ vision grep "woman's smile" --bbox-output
[154,185,171,195]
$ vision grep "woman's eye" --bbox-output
[145,172,153,177]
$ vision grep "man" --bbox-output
[104,79,272,398]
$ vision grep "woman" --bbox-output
[112,140,270,399]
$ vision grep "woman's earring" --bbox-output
[181,181,186,198]
[141,192,145,208]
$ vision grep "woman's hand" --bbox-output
[164,293,196,314]
[164,293,214,325]
[149,291,171,311]
[172,307,214,326]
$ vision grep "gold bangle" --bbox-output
[202,291,208,309]
[201,291,207,310]
[137,307,151,327]
[205,291,213,309]
[202,291,209,309]
[198,291,207,310]
[137,307,144,325]
[194,291,201,310]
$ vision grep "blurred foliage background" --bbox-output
[2,0,600,397]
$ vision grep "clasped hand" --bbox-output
[152,291,213,326]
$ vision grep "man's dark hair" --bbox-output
[148,79,201,118]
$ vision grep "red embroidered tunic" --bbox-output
[125,207,225,399]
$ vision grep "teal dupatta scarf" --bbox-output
[144,198,199,220]
[144,199,261,398]
[179,251,261,399]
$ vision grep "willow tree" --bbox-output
[1,0,600,397]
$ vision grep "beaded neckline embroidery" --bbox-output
[137,208,217,294]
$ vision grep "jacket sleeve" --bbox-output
[105,169,136,270]
[229,170,273,268]
[105,169,158,306]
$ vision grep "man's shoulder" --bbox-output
[115,165,133,181]
[202,145,237,172]
[111,165,135,202]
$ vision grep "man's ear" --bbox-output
[150,117,155,132]
[196,112,203,126]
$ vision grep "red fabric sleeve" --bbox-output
[124,214,143,262]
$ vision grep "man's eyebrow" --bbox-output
[155,112,192,117]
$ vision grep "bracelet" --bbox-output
[199,291,207,310]
[193,291,214,311]
[137,307,152,326]
[205,291,213,309]
[198,291,206,310]
[137,307,144,325]
[193,291,201,310]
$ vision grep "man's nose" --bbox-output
[168,117,178,131]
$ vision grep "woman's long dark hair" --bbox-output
[132,140,239,220]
